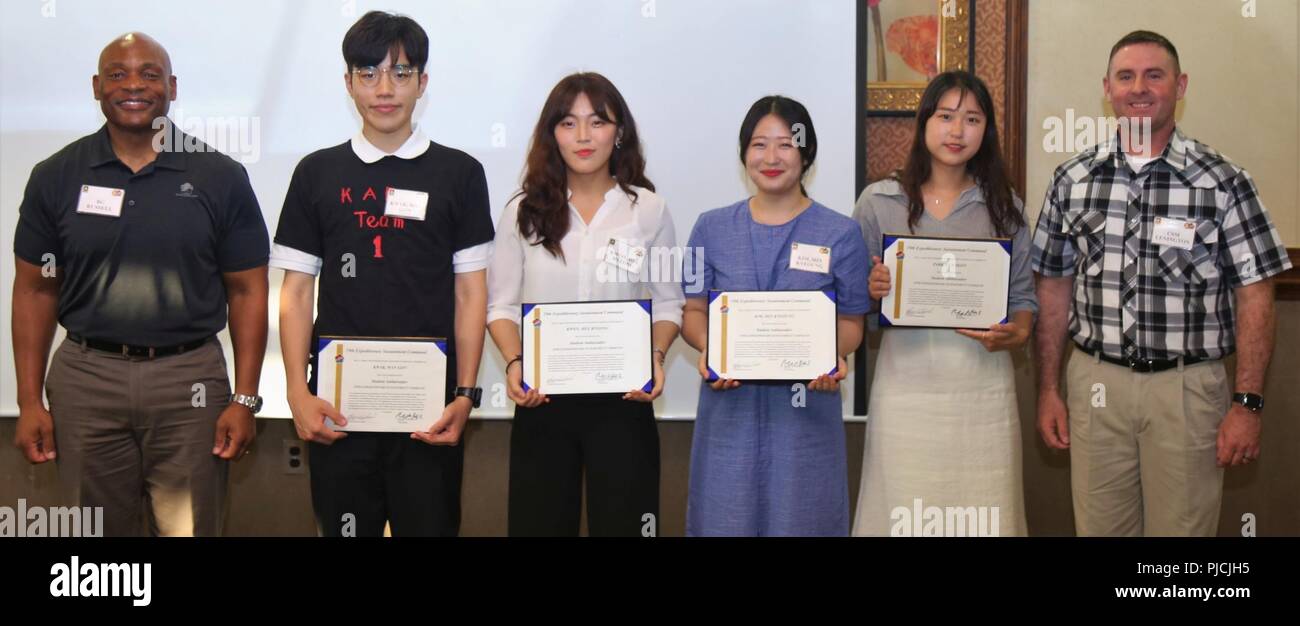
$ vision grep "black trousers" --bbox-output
[508,395,660,537]
[309,432,463,537]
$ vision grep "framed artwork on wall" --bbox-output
[866,0,974,115]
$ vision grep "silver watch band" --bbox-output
[231,393,262,413]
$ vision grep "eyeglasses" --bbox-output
[350,64,419,87]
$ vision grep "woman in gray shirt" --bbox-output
[852,72,1037,537]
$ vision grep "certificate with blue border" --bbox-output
[520,300,654,396]
[314,336,446,432]
[879,234,1011,330]
[705,290,839,382]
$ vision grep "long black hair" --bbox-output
[896,71,1023,237]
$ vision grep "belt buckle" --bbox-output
[1126,356,1151,372]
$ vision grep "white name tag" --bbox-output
[789,242,831,273]
[384,187,428,221]
[76,184,125,217]
[1152,216,1196,251]
[602,237,647,274]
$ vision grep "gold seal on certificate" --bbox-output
[879,234,1011,329]
[520,300,653,395]
[314,337,447,432]
[706,290,839,381]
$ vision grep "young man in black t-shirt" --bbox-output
[271,11,494,536]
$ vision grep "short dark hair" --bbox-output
[342,11,429,71]
[738,96,818,190]
[1108,30,1180,75]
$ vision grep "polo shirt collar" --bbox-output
[88,122,188,171]
[88,125,118,168]
[153,145,187,171]
[350,125,430,163]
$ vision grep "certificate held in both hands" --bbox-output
[520,300,654,396]
[315,337,447,432]
[879,234,1011,330]
[705,290,839,382]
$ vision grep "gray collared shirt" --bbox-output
[852,178,1038,316]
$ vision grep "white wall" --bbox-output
[0,0,859,419]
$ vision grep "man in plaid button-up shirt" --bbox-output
[1031,31,1291,537]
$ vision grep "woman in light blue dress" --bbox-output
[680,96,870,536]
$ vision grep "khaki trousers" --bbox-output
[1066,351,1230,537]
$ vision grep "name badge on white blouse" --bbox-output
[76,184,125,218]
[789,242,831,274]
[384,187,428,221]
[602,237,647,274]
[1152,216,1196,251]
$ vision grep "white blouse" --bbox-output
[487,184,685,327]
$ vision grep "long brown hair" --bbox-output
[513,72,653,259]
[896,71,1023,237]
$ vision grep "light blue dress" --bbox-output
[683,199,870,536]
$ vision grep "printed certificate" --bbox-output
[520,300,653,395]
[879,234,1011,329]
[705,290,839,381]
[315,337,446,432]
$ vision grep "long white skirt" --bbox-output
[853,328,1027,537]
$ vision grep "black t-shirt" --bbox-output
[13,125,270,346]
[272,140,494,396]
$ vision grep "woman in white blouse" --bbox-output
[487,72,684,536]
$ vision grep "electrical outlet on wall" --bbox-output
[282,439,305,475]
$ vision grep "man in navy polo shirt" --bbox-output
[272,11,493,537]
[11,33,270,536]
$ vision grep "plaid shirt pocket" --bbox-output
[1068,209,1107,277]
[1156,218,1221,284]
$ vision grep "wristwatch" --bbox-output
[231,393,264,414]
[455,386,483,409]
[1232,392,1264,413]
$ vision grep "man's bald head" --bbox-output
[93,32,177,135]
[99,32,172,76]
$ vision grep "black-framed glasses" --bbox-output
[351,64,419,87]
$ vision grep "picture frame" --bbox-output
[866,0,975,115]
